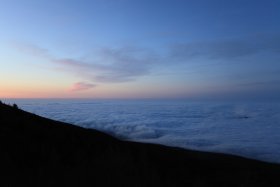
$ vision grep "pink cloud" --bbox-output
[70,82,96,92]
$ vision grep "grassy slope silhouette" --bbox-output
[0,102,280,186]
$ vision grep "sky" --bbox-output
[0,0,280,99]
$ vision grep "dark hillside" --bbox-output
[0,102,280,186]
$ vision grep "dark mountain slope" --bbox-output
[0,102,280,187]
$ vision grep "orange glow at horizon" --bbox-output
[0,82,195,99]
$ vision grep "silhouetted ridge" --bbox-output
[0,102,280,187]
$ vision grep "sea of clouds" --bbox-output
[5,99,280,163]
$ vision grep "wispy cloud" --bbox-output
[170,34,280,60]
[237,80,280,89]
[70,82,96,91]
[16,44,157,83]
[15,33,280,88]
[53,47,156,83]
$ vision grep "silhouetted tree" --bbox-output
[13,103,18,109]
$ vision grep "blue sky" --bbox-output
[0,0,280,98]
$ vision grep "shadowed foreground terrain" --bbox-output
[0,102,280,186]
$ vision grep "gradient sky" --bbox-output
[0,0,280,98]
